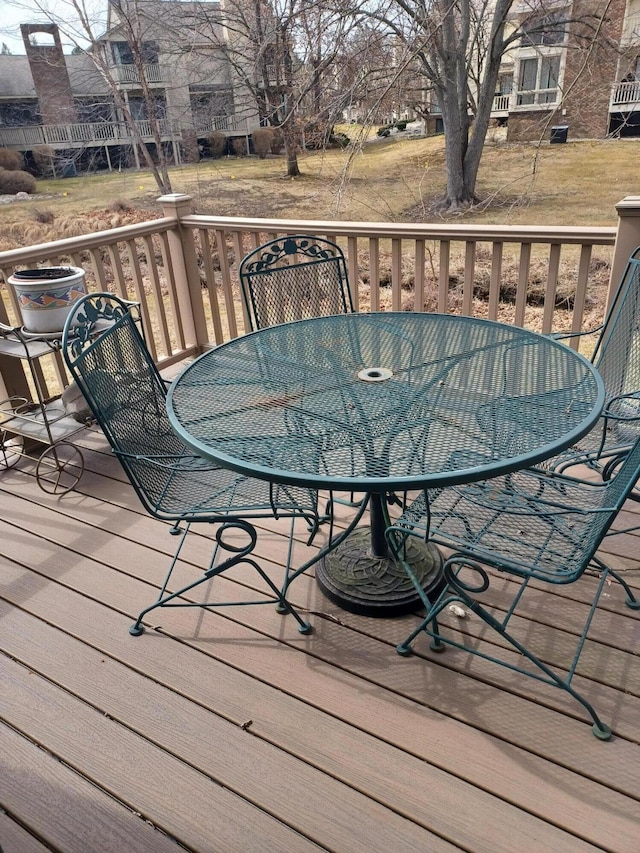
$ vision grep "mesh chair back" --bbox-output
[63,294,185,514]
[239,235,354,330]
[591,247,640,443]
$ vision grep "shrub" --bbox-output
[271,128,284,154]
[0,168,37,194]
[207,131,227,158]
[252,127,275,158]
[232,137,247,156]
[376,125,392,137]
[395,120,407,131]
[0,148,23,171]
[328,131,350,148]
[31,145,57,177]
[31,209,55,224]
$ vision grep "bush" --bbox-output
[376,125,392,137]
[0,168,37,194]
[252,127,275,158]
[31,209,55,224]
[31,145,57,177]
[207,132,227,158]
[271,128,284,154]
[395,120,407,131]
[232,137,246,156]
[328,131,350,149]
[0,148,23,171]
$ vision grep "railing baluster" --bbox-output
[542,244,562,335]
[438,241,450,314]
[215,229,239,340]
[198,230,225,345]
[488,242,503,320]
[571,244,593,341]
[158,231,186,352]
[391,238,402,311]
[347,236,359,310]
[368,238,379,312]
[142,234,171,358]
[463,241,476,316]
[414,239,425,313]
[515,243,532,327]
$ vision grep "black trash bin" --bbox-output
[550,125,569,144]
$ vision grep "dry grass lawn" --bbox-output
[0,134,638,255]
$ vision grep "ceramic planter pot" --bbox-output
[8,266,87,335]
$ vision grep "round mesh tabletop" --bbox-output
[167,312,604,492]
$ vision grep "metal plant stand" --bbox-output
[0,324,88,494]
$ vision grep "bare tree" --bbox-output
[357,0,615,212]
[200,0,359,176]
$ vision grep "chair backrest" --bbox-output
[593,246,640,395]
[239,235,354,330]
[62,293,185,515]
[576,431,640,565]
[588,247,640,447]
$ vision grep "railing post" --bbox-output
[158,193,208,350]
[609,196,640,309]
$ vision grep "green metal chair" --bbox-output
[240,234,366,509]
[239,235,354,331]
[386,435,640,740]
[479,247,640,485]
[62,292,320,637]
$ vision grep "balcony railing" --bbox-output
[113,63,164,85]
[491,94,511,112]
[432,94,511,117]
[195,115,252,134]
[3,193,638,409]
[0,116,253,150]
[610,79,640,109]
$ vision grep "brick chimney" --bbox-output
[21,23,78,125]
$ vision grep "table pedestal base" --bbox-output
[316,528,443,616]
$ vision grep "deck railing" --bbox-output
[610,80,640,108]
[0,119,179,150]
[1,193,639,405]
[0,116,253,151]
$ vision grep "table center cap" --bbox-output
[357,366,393,382]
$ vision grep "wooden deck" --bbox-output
[2,425,640,853]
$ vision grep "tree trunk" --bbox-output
[282,122,301,177]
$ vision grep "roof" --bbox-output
[0,56,36,98]
[0,52,108,100]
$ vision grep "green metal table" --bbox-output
[167,312,605,615]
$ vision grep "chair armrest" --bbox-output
[115,450,219,473]
[548,324,603,342]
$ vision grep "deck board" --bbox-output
[2,442,640,853]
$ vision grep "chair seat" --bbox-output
[396,469,612,583]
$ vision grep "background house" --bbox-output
[0,0,262,173]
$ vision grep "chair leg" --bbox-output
[130,518,312,636]
[396,553,624,740]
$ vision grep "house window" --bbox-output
[516,55,561,105]
[521,12,566,46]
[112,40,159,65]
[128,96,166,121]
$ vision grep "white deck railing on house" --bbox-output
[0,116,254,151]
[113,63,164,85]
[610,80,640,109]
[1,193,639,405]
[0,119,179,150]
